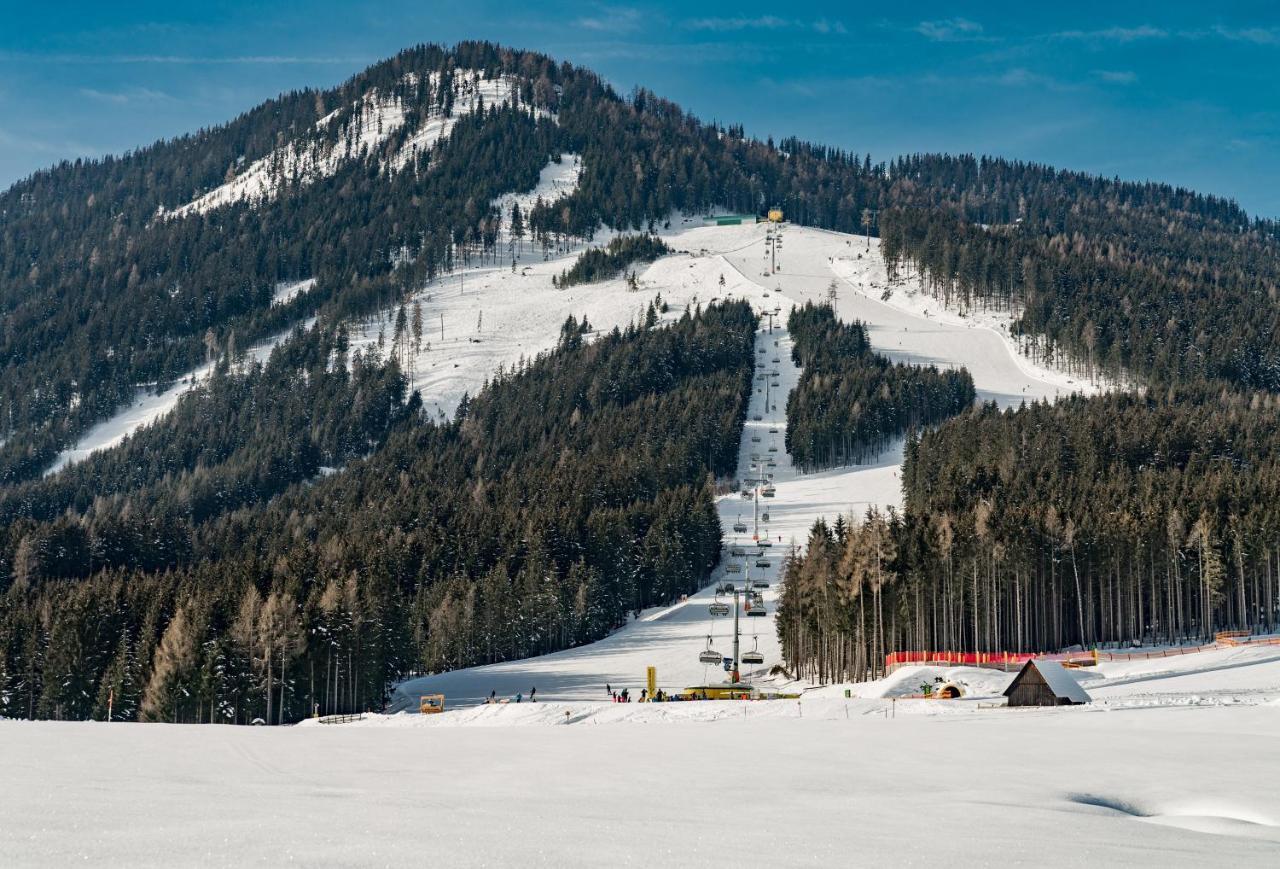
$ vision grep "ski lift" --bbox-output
[769,427,779,433]
[741,638,765,665]
[751,435,761,443]
[730,546,746,557]
[741,489,753,499]
[752,578,770,589]
[761,511,771,522]
[753,415,763,421]
[772,357,780,363]
[762,487,776,498]
[717,581,735,593]
[733,521,748,533]
[708,601,730,617]
[746,603,767,617]
[699,635,723,663]
[725,562,742,573]
[768,446,778,453]
[755,559,771,568]
[758,539,773,548]
[752,592,765,606]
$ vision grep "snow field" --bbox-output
[5,703,1279,865]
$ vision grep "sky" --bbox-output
[2,1,1278,217]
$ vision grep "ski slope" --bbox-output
[391,219,1103,708]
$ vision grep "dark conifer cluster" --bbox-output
[557,234,671,288]
[784,303,975,470]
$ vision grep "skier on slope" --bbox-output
[530,686,537,702]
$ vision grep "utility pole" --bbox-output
[732,588,741,684]
[862,208,878,250]
[440,313,444,342]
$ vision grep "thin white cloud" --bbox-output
[1212,25,1280,45]
[575,6,643,33]
[79,87,175,104]
[915,18,986,42]
[685,16,846,34]
[1094,69,1137,84]
[1050,25,1168,43]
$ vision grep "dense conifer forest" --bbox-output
[0,303,755,722]
[784,303,974,470]
[779,388,1280,683]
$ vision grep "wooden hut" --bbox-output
[1003,659,1091,707]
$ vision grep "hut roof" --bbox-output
[1004,659,1091,703]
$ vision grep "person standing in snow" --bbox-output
[606,683,611,697]
[530,686,536,702]
[515,692,523,703]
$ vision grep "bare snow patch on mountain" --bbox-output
[163,70,526,218]
[490,154,582,239]
[829,236,1122,397]
[45,321,312,475]
[271,277,316,307]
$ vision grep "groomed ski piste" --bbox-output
[12,216,1280,865]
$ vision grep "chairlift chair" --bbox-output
[746,604,767,617]
[741,638,765,665]
[725,562,742,574]
[708,602,731,617]
[752,578,770,589]
[755,559,771,568]
[733,521,748,533]
[761,511,771,522]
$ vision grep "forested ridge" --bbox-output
[11,42,1277,486]
[6,39,1280,707]
[784,303,974,471]
[0,302,755,722]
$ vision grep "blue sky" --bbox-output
[3,1,1278,217]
